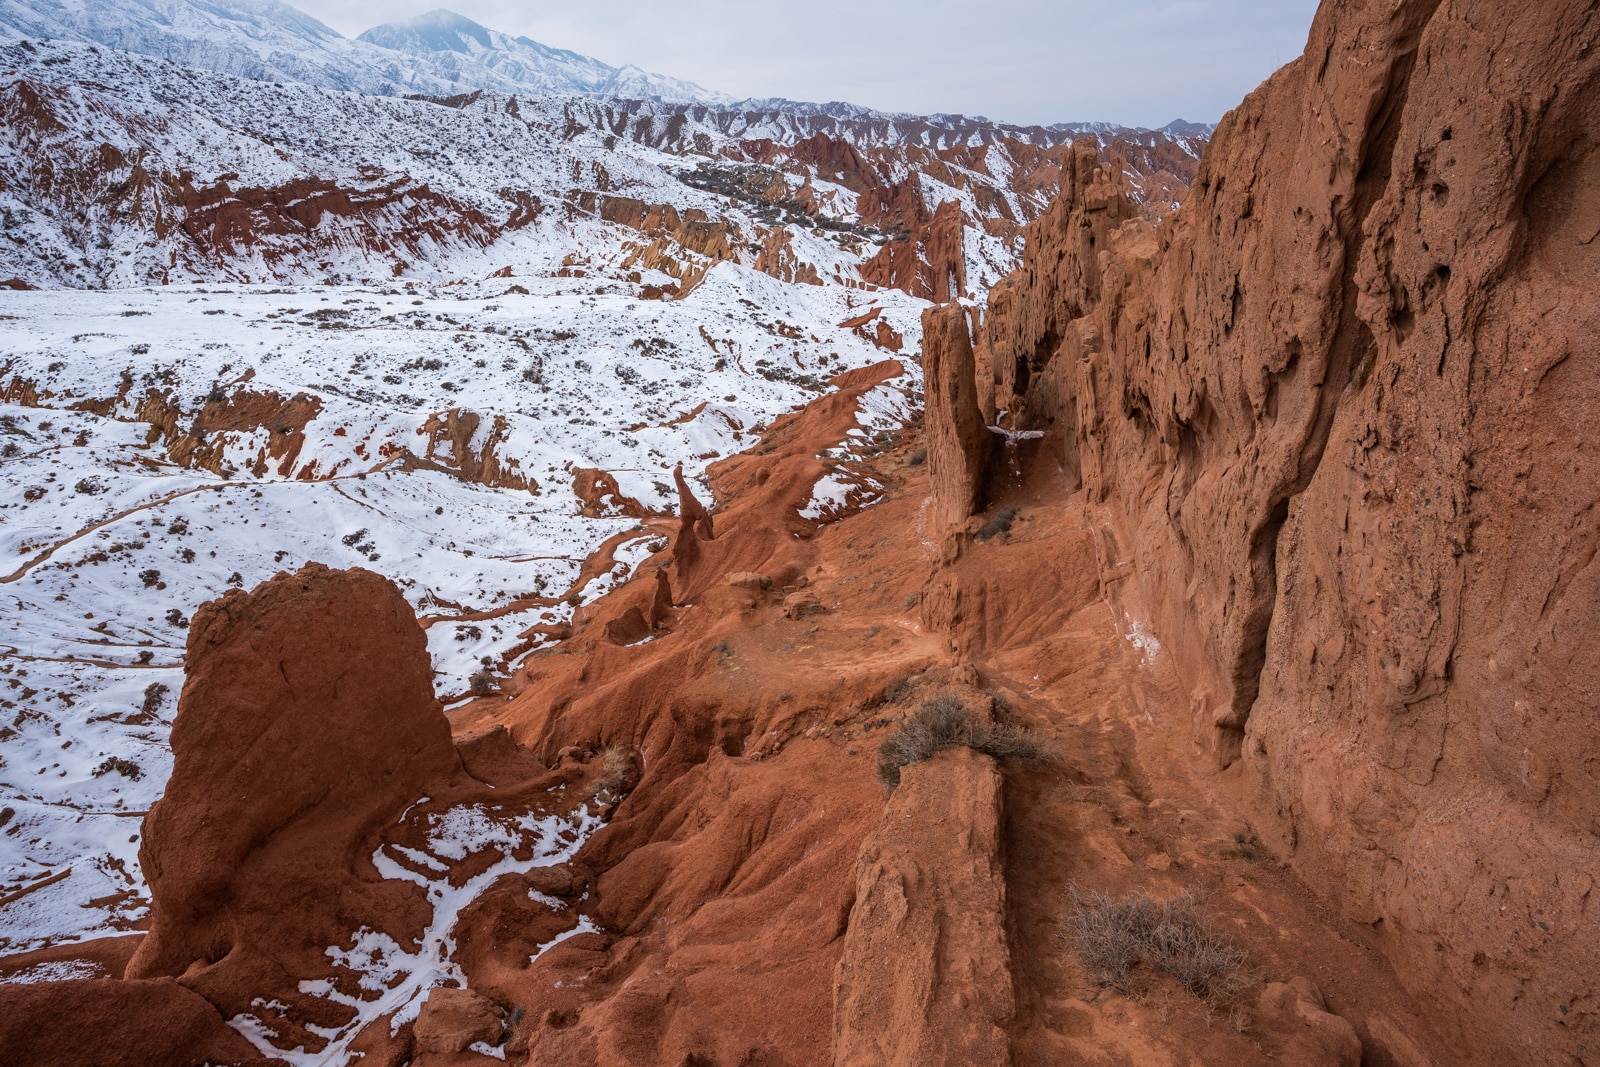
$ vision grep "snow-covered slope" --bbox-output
[0,266,926,951]
[0,37,1207,301]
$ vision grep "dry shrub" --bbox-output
[976,506,1019,542]
[973,720,1050,761]
[875,694,1049,787]
[1066,887,1246,1000]
[882,673,921,705]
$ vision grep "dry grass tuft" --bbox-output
[976,506,1020,541]
[875,694,1050,787]
[1065,887,1246,1000]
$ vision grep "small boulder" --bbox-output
[524,863,585,898]
[414,987,502,1055]
[783,590,825,619]
[726,572,772,591]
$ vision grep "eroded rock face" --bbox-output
[947,0,1600,1060]
[127,564,463,994]
[832,746,1013,1067]
[0,977,279,1067]
[921,303,991,531]
[861,199,967,302]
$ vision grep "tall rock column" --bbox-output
[921,302,990,531]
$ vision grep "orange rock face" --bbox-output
[0,977,279,1067]
[948,0,1600,1060]
[920,302,990,530]
[861,199,967,302]
[833,746,1014,1067]
[126,565,465,998]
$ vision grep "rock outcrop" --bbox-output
[126,564,465,1002]
[920,303,991,531]
[932,0,1600,1061]
[0,977,279,1067]
[861,199,967,302]
[832,746,1014,1066]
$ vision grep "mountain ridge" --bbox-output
[0,0,1211,128]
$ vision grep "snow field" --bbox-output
[0,263,926,949]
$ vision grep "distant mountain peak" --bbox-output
[356,10,493,55]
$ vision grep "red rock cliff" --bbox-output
[936,0,1600,1061]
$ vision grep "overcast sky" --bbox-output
[308,1,1322,128]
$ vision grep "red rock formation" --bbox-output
[141,387,323,479]
[416,409,540,493]
[571,467,650,518]
[602,605,653,645]
[647,566,674,629]
[754,227,823,286]
[836,307,906,353]
[938,1,1600,1060]
[861,199,967,302]
[126,564,466,1011]
[833,746,1013,1066]
[0,977,280,1067]
[921,303,990,531]
[173,174,494,268]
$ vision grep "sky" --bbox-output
[308,0,1323,128]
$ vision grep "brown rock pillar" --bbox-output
[127,564,462,987]
[832,746,1014,1066]
[921,302,991,531]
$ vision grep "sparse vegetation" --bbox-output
[875,693,1050,787]
[141,683,169,718]
[976,506,1020,542]
[1065,888,1246,1000]
[1221,831,1265,862]
[883,674,920,704]
[93,756,143,781]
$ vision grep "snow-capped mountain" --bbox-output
[0,0,728,103]
[357,9,727,104]
[0,35,1208,295]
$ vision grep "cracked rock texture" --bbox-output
[963,0,1600,1060]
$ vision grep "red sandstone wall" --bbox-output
[955,1,1600,1061]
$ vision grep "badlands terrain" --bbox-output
[0,0,1596,1065]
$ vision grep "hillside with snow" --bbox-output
[0,0,1207,956]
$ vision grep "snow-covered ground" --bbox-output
[0,263,927,951]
